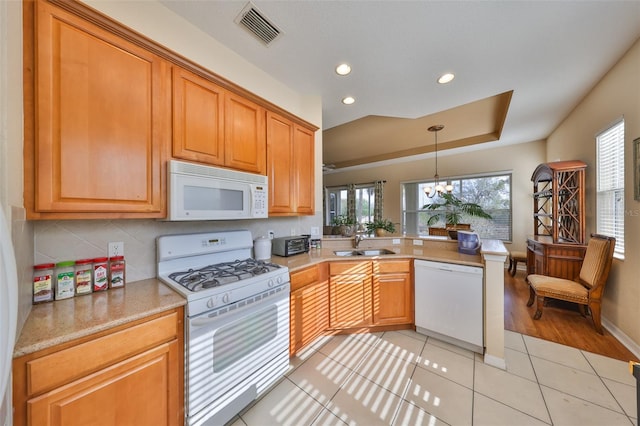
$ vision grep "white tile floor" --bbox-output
[230,329,638,426]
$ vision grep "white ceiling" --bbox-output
[160,0,640,168]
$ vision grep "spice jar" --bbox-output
[55,260,76,300]
[93,257,109,292]
[109,256,126,288]
[75,259,93,296]
[33,263,55,304]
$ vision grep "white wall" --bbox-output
[1,1,31,424]
[546,37,640,347]
[2,0,33,340]
[323,140,546,253]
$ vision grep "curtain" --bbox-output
[347,183,356,223]
[374,180,384,221]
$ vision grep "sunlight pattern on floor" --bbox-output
[230,329,637,425]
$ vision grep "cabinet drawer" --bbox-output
[374,259,411,274]
[25,311,178,396]
[329,261,372,276]
[291,264,320,291]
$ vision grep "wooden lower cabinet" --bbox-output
[13,308,184,426]
[329,261,373,329]
[328,259,413,331]
[289,259,414,355]
[372,259,413,326]
[290,263,329,356]
[527,236,587,280]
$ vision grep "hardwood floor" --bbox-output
[504,269,639,362]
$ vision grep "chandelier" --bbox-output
[424,124,453,198]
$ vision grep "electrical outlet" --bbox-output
[290,228,296,236]
[268,230,275,239]
[310,226,319,236]
[413,239,423,246]
[108,242,124,257]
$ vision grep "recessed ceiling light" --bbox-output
[438,73,455,84]
[336,63,352,76]
[342,96,355,105]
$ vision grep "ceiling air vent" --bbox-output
[235,2,282,46]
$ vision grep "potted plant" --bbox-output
[365,218,396,237]
[331,215,357,236]
[422,193,492,238]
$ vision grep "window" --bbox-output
[325,184,375,225]
[325,186,347,225]
[402,173,512,240]
[596,119,624,259]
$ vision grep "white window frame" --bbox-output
[324,184,375,225]
[401,172,512,241]
[596,119,625,259]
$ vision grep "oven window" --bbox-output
[185,186,243,211]
[212,304,278,372]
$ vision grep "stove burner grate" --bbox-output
[168,258,281,292]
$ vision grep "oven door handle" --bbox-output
[191,315,225,328]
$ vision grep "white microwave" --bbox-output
[167,160,268,221]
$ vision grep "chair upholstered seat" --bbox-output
[525,234,616,334]
[526,275,589,304]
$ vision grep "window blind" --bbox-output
[596,120,624,258]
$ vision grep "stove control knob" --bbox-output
[276,275,283,284]
[267,278,274,288]
[222,293,230,304]
[206,298,215,309]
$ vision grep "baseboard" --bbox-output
[602,317,640,360]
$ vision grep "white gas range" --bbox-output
[157,230,290,426]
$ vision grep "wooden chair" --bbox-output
[526,234,615,334]
[508,250,527,276]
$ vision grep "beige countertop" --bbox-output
[14,236,504,358]
[270,236,488,270]
[13,278,185,358]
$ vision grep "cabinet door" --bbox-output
[267,112,295,213]
[30,0,168,217]
[27,341,180,426]
[224,93,266,174]
[290,281,329,356]
[290,264,329,355]
[329,275,372,329]
[372,272,413,326]
[293,125,315,215]
[267,112,316,216]
[172,67,225,166]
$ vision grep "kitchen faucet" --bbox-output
[354,233,365,248]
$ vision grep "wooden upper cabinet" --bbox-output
[267,112,294,213]
[293,125,315,215]
[267,111,316,216]
[224,92,266,175]
[25,0,169,219]
[172,67,225,166]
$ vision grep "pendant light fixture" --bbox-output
[424,124,453,198]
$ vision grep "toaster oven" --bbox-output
[272,236,310,257]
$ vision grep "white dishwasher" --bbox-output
[414,259,484,353]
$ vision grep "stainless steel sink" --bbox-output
[333,248,396,256]
[333,250,360,256]
[357,249,396,256]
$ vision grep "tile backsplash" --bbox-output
[34,215,321,283]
